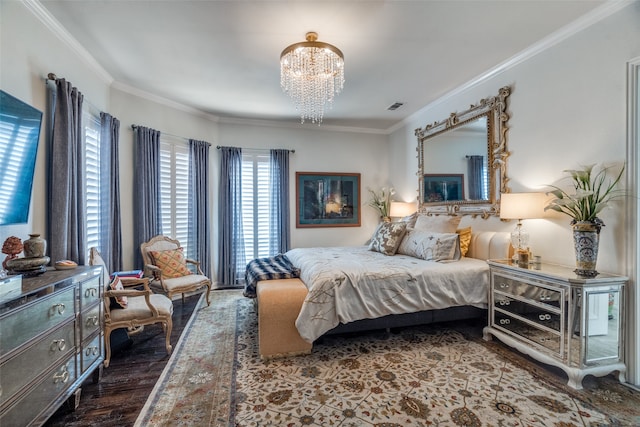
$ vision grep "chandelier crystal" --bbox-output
[280,32,344,124]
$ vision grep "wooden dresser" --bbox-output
[0,266,104,426]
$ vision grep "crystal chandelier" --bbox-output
[280,32,344,124]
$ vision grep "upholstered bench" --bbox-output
[256,278,312,359]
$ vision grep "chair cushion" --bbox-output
[109,294,173,322]
[151,274,209,293]
[149,248,192,279]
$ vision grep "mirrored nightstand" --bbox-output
[484,259,627,390]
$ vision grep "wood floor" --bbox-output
[44,294,200,427]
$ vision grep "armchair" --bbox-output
[89,248,174,368]
[140,235,211,306]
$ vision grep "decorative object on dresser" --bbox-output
[366,186,395,222]
[3,233,50,276]
[499,192,546,267]
[484,259,627,390]
[544,163,625,277]
[140,235,212,305]
[0,266,103,426]
[2,236,23,270]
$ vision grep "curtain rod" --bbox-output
[131,124,211,146]
[46,73,102,115]
[216,145,295,153]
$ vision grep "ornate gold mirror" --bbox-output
[415,86,511,218]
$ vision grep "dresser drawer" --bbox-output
[494,294,561,332]
[81,334,102,373]
[79,276,101,310]
[494,311,562,357]
[0,287,75,356]
[0,356,76,427]
[493,273,563,308]
[0,319,75,407]
[80,304,101,341]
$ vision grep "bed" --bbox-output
[284,229,512,343]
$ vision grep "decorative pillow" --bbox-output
[400,212,418,229]
[456,227,472,257]
[149,248,192,279]
[413,214,462,233]
[368,222,408,256]
[108,276,128,309]
[397,230,461,261]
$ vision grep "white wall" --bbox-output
[0,1,110,250]
[392,3,640,273]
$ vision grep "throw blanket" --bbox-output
[243,254,300,298]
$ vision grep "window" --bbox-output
[241,151,271,262]
[159,135,191,257]
[83,109,102,252]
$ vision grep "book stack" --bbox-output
[110,270,144,280]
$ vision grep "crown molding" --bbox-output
[23,0,113,85]
[399,0,633,134]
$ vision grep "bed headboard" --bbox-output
[466,231,513,261]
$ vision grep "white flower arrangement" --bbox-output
[367,187,395,218]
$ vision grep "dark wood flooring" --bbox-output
[44,294,200,427]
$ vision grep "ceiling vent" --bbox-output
[387,102,404,111]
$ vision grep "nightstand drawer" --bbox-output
[0,287,75,356]
[494,311,561,356]
[493,273,562,308]
[79,276,101,309]
[0,319,75,407]
[81,334,102,373]
[494,295,561,332]
[80,304,101,341]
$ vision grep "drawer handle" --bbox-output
[85,287,98,297]
[499,319,511,325]
[498,300,511,306]
[53,366,70,384]
[538,313,552,321]
[51,339,67,352]
[86,316,99,326]
[85,346,99,356]
[499,282,510,289]
[52,303,66,315]
[539,295,552,301]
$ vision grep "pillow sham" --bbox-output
[149,248,192,279]
[456,227,472,257]
[397,230,461,261]
[368,221,408,256]
[413,214,462,233]
[108,276,128,309]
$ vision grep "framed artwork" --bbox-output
[296,172,361,228]
[423,174,464,203]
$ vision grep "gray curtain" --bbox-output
[133,126,162,268]
[99,112,122,272]
[269,149,290,254]
[467,155,485,200]
[47,78,86,265]
[189,139,211,277]
[217,146,245,287]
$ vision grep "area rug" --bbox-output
[136,289,640,426]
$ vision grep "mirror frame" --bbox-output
[414,86,511,218]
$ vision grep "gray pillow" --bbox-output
[368,222,408,256]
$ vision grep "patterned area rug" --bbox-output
[136,290,640,426]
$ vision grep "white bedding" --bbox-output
[285,246,490,342]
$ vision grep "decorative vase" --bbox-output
[23,234,46,258]
[382,216,391,223]
[572,221,601,277]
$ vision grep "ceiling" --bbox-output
[38,0,608,132]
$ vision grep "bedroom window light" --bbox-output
[83,108,102,252]
[159,136,191,259]
[241,151,271,261]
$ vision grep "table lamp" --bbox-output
[499,192,546,267]
[389,201,417,219]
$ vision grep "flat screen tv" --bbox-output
[0,90,43,226]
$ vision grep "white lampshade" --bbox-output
[499,192,546,220]
[389,201,417,218]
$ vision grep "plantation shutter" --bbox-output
[241,151,271,261]
[84,110,102,252]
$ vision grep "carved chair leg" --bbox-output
[164,320,173,355]
[205,284,211,306]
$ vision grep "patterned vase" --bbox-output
[572,221,600,277]
[23,234,46,258]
